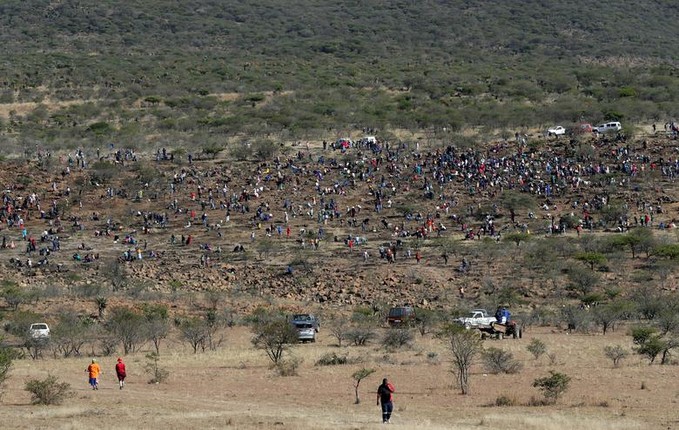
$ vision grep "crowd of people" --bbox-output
[0,131,676,276]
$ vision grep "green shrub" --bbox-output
[532,371,571,404]
[25,375,73,405]
[527,338,548,360]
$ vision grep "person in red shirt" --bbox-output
[376,378,395,424]
[115,357,127,390]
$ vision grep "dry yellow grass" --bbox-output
[0,325,676,429]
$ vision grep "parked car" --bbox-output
[386,306,416,326]
[569,123,593,135]
[29,323,50,340]
[291,314,320,332]
[594,121,622,134]
[547,126,566,137]
[455,309,496,329]
[293,322,316,343]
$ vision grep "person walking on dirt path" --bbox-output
[377,378,395,424]
[115,357,126,390]
[86,359,101,390]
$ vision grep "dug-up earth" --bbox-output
[0,326,676,430]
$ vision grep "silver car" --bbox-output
[294,322,316,343]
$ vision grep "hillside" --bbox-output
[0,1,678,149]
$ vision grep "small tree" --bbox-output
[503,232,531,247]
[632,326,665,364]
[482,347,523,374]
[94,296,108,319]
[178,317,208,353]
[351,368,376,404]
[0,345,15,399]
[144,352,169,384]
[533,371,571,404]
[437,324,483,395]
[593,300,634,335]
[328,315,351,347]
[50,312,93,358]
[527,338,548,360]
[574,252,607,271]
[414,309,440,336]
[251,317,298,365]
[141,303,170,355]
[604,345,629,368]
[105,307,147,354]
[25,375,73,405]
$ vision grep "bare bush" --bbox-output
[603,345,628,367]
[347,327,377,346]
[438,324,483,395]
[381,328,414,351]
[527,338,548,360]
[482,347,523,374]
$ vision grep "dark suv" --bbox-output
[386,306,416,326]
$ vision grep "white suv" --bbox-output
[594,122,622,134]
[29,323,50,339]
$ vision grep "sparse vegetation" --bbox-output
[532,371,571,404]
[482,347,523,374]
[1,1,679,427]
[381,328,414,351]
[25,375,73,405]
[438,323,483,395]
[145,352,169,384]
[250,314,298,365]
[351,368,376,404]
[604,345,629,367]
[527,338,548,361]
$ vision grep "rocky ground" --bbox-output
[1,130,677,318]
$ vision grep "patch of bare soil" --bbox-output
[0,326,673,429]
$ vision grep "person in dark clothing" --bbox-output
[377,378,395,423]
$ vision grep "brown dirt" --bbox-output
[0,131,677,428]
[0,326,675,429]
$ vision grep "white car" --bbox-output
[547,126,566,137]
[455,309,496,329]
[29,323,50,339]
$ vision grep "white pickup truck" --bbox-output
[455,309,496,329]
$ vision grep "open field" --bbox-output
[1,2,679,429]
[0,326,676,429]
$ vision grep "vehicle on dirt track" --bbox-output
[29,323,50,340]
[594,121,622,134]
[479,320,523,340]
[386,306,416,326]
[455,309,496,329]
[293,322,316,343]
[547,125,566,137]
[291,314,320,332]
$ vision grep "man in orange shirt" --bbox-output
[86,359,101,390]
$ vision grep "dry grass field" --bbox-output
[0,325,676,430]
